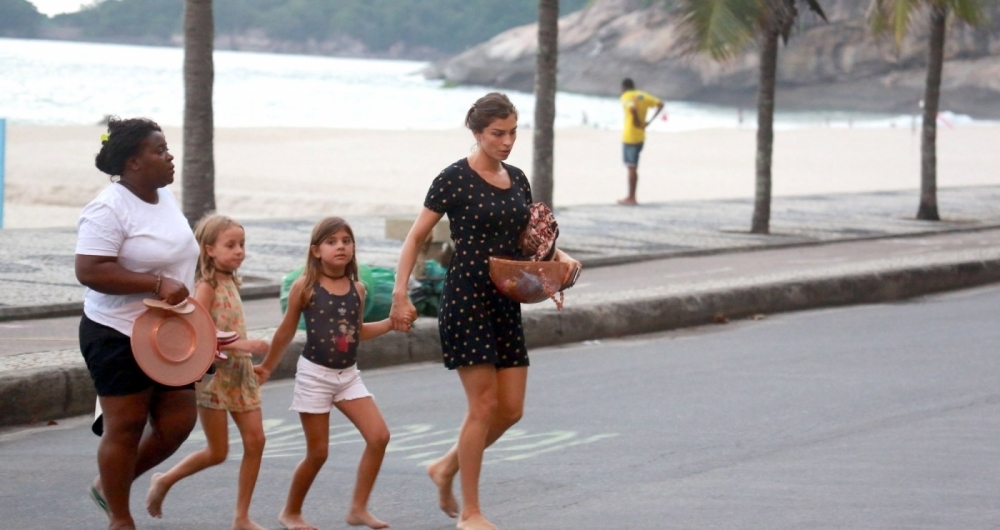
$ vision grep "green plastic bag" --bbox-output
[363,266,396,322]
[281,264,382,327]
[279,265,307,330]
[411,260,447,317]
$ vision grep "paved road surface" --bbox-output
[2,284,998,529]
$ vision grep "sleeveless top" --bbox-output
[301,281,362,369]
[210,275,248,354]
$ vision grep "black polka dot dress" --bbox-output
[424,158,532,370]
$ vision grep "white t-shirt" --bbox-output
[76,184,199,336]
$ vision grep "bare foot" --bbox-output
[427,459,459,518]
[617,197,637,205]
[346,508,389,529]
[232,517,269,530]
[144,472,171,518]
[278,510,318,530]
[457,513,499,530]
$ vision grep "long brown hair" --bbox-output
[193,214,243,288]
[298,216,359,305]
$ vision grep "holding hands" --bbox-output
[389,294,418,332]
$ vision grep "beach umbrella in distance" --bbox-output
[676,0,828,234]
[532,0,559,209]
[182,0,216,226]
[868,0,987,221]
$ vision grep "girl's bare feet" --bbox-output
[457,513,498,530]
[427,459,459,518]
[278,510,318,530]
[346,507,389,529]
[145,472,170,518]
[232,517,269,530]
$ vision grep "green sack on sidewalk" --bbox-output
[411,260,447,317]
[363,266,396,322]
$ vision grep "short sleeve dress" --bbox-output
[424,158,532,370]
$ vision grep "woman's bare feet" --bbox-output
[456,513,498,530]
[145,472,171,518]
[278,510,318,530]
[346,507,389,529]
[232,517,269,530]
[427,459,459,518]
[617,197,638,205]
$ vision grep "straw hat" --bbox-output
[131,297,216,386]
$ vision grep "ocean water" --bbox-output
[0,37,975,131]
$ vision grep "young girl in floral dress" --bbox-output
[145,214,271,530]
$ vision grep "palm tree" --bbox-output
[182,0,216,226]
[868,0,986,221]
[677,0,827,234]
[532,0,559,208]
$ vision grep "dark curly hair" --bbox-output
[465,92,518,133]
[94,117,163,177]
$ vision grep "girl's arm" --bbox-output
[254,279,307,383]
[198,281,270,356]
[356,282,394,341]
[390,207,443,331]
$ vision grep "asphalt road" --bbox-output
[1,284,999,529]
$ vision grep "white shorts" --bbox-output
[290,356,372,414]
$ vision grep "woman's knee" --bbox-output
[467,395,499,423]
[496,403,523,429]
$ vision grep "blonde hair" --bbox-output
[299,216,359,306]
[193,214,244,288]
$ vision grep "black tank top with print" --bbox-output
[301,281,362,369]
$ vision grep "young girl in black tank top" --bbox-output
[257,217,401,530]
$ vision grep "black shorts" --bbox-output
[79,314,194,397]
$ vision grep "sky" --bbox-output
[29,0,91,16]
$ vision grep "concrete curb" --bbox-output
[3,257,1000,427]
[4,223,1000,323]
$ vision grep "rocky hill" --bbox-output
[425,0,1000,118]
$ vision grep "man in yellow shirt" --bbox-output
[619,78,664,205]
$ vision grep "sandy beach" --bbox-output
[3,123,999,228]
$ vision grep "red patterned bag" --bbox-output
[519,202,559,261]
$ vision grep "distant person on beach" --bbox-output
[619,78,664,205]
[256,216,399,530]
[144,214,271,530]
[76,117,199,530]
[389,92,581,530]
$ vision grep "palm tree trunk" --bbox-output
[917,4,946,221]
[531,0,559,208]
[182,0,216,226]
[751,29,779,234]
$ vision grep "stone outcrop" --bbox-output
[425,0,1000,118]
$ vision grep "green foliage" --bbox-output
[0,0,44,37]
[49,0,592,53]
[869,0,987,46]
[53,0,183,40]
[676,0,827,60]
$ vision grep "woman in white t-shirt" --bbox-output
[75,117,200,530]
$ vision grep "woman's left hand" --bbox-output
[553,249,582,288]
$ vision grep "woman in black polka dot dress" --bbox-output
[390,93,581,530]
